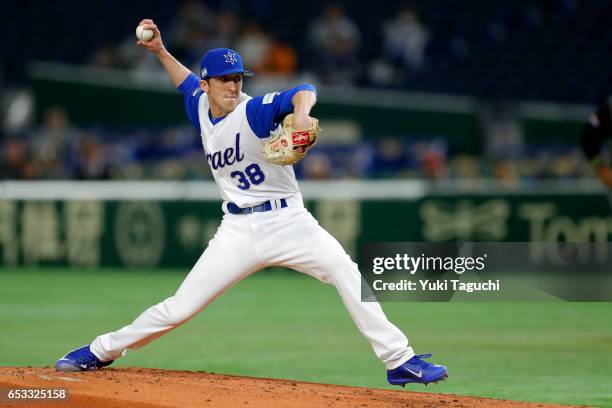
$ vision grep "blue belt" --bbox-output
[227,199,287,215]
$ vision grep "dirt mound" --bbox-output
[0,367,578,408]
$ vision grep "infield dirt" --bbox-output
[0,367,582,408]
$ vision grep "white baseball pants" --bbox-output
[91,205,413,370]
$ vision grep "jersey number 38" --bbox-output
[231,163,266,190]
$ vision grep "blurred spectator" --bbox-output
[117,36,164,74]
[235,22,298,77]
[90,43,124,69]
[383,4,429,73]
[493,159,520,188]
[371,138,408,177]
[451,155,480,179]
[413,141,447,180]
[260,34,297,76]
[479,103,523,159]
[0,137,29,179]
[208,11,240,49]
[74,132,110,180]
[30,107,80,179]
[551,148,582,178]
[235,21,272,72]
[368,4,430,86]
[167,0,216,65]
[302,153,332,180]
[308,3,361,84]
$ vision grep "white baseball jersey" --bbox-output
[179,73,310,210]
[196,92,299,209]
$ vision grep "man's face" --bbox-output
[200,74,243,117]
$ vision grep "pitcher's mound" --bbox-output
[0,367,576,407]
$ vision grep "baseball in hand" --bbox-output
[136,25,154,42]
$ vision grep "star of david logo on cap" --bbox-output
[224,51,238,65]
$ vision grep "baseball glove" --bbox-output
[264,114,320,165]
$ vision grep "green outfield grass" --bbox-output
[0,268,611,407]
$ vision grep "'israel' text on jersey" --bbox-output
[205,133,245,170]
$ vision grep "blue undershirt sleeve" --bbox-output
[177,73,203,132]
[245,83,317,138]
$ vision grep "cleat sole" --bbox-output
[392,372,448,387]
[426,373,449,385]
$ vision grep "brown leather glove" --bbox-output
[264,114,320,166]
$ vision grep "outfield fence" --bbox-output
[0,180,610,268]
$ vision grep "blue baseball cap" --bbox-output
[199,48,255,79]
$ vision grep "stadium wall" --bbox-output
[1,180,610,268]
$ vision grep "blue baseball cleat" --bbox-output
[387,353,448,386]
[55,345,114,372]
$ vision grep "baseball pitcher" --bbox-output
[54,19,448,387]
